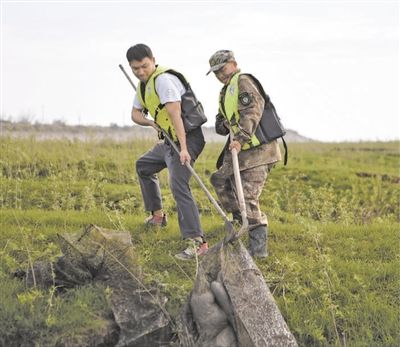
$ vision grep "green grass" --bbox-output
[0,138,399,346]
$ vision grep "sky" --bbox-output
[1,0,399,142]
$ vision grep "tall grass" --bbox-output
[0,137,399,346]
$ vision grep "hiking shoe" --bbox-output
[248,225,268,258]
[175,238,208,260]
[144,213,167,227]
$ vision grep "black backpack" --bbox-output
[139,69,207,136]
[244,74,288,165]
[216,74,288,169]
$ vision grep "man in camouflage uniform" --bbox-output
[206,50,281,258]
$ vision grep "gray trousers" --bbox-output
[136,128,205,240]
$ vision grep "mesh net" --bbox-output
[176,239,298,347]
[21,224,297,346]
[24,224,173,347]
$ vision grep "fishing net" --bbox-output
[23,224,173,347]
[19,224,297,346]
[176,239,298,347]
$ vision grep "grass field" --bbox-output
[0,136,399,346]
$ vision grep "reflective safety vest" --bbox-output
[136,65,206,142]
[219,72,262,150]
[220,72,288,163]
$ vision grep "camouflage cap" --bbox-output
[206,50,235,75]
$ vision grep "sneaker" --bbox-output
[175,238,208,260]
[144,213,167,227]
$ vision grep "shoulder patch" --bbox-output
[239,92,252,106]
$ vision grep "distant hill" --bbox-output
[0,120,313,142]
[203,127,311,143]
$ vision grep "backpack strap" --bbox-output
[281,136,288,165]
[242,74,271,104]
[139,82,149,115]
[149,69,189,123]
[163,69,190,89]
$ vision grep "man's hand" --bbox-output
[132,108,158,131]
[229,140,242,153]
[180,149,191,165]
[149,120,160,131]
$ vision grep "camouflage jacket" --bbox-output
[215,73,281,174]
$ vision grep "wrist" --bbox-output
[233,136,245,147]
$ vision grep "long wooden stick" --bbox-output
[230,131,249,238]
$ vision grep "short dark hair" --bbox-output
[126,44,153,62]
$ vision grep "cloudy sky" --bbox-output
[1,0,398,141]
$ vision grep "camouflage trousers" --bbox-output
[210,164,271,230]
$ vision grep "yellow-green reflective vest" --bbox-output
[219,72,261,150]
[136,66,178,141]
